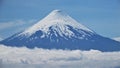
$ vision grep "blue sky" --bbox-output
[0,0,120,39]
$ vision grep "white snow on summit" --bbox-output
[20,10,94,37]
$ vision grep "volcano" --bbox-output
[1,10,120,51]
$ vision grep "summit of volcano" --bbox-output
[1,10,120,51]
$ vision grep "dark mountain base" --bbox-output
[1,33,120,52]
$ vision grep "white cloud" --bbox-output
[0,38,3,41]
[0,44,120,68]
[0,20,24,30]
[113,37,120,42]
[0,20,37,38]
[0,20,37,30]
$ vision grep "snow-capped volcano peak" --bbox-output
[1,9,120,51]
[21,10,94,37]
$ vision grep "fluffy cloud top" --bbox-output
[0,44,120,68]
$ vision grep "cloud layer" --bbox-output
[0,44,120,68]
